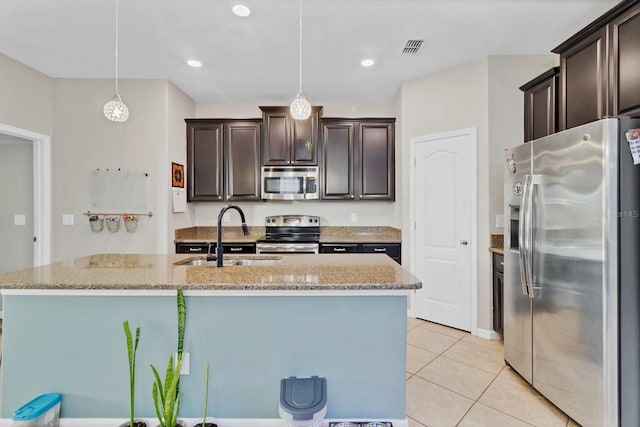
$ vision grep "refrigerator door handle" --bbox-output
[519,174,534,298]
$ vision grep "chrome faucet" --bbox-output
[216,204,249,267]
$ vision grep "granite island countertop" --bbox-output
[0,253,420,292]
[174,226,401,244]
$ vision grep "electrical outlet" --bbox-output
[496,214,504,229]
[350,212,358,222]
[176,352,190,375]
[223,212,231,222]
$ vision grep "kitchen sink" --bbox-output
[175,256,281,267]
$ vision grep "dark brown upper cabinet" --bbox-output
[552,0,640,130]
[520,67,559,142]
[359,121,395,200]
[555,27,608,130]
[186,121,224,201]
[610,4,640,118]
[225,121,261,201]
[321,118,395,201]
[186,119,261,202]
[260,106,322,166]
[321,120,356,200]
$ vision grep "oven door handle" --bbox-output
[256,243,319,254]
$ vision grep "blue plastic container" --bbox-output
[12,393,61,427]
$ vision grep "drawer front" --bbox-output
[320,243,359,253]
[176,243,256,254]
[223,243,256,254]
[176,243,209,254]
[361,243,400,257]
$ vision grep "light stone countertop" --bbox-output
[174,226,401,244]
[0,253,421,291]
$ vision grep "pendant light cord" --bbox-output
[298,0,303,94]
[114,0,120,96]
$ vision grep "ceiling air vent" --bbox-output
[402,39,423,55]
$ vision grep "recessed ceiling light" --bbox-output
[187,59,202,68]
[361,59,375,67]
[232,4,251,17]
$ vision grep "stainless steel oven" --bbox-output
[256,215,320,254]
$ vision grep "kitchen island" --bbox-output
[0,253,420,425]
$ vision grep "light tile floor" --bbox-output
[406,317,580,427]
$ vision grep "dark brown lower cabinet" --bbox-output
[320,242,401,264]
[492,252,504,334]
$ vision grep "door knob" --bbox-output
[460,240,468,245]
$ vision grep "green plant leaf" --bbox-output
[151,364,165,408]
[123,321,141,427]
[152,382,164,427]
[177,289,186,356]
[164,355,174,401]
[203,361,209,424]
[162,351,184,425]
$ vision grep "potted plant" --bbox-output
[151,289,187,427]
[120,321,146,427]
[190,362,217,427]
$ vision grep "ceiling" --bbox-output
[0,0,620,104]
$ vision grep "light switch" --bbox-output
[496,214,504,228]
[14,214,26,226]
[62,214,74,226]
[176,352,190,375]
[350,212,358,222]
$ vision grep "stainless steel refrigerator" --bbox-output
[504,117,640,427]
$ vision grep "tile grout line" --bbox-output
[473,365,540,427]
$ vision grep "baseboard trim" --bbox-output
[475,327,502,340]
[0,417,409,427]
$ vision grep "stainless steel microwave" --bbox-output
[261,166,319,200]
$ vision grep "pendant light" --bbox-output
[290,0,311,120]
[103,0,129,122]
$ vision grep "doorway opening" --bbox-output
[0,123,51,274]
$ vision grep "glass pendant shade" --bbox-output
[104,94,129,122]
[290,91,311,120]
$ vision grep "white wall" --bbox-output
[0,53,53,136]
[399,55,556,331]
[487,55,558,233]
[167,82,197,248]
[51,78,169,260]
[192,101,400,227]
[0,139,33,274]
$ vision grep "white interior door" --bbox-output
[410,129,475,331]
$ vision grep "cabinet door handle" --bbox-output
[333,248,346,252]
[189,247,203,252]
[229,247,243,252]
[374,248,387,252]
[500,261,504,266]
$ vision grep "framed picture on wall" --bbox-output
[171,162,184,188]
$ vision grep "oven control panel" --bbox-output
[265,215,320,227]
